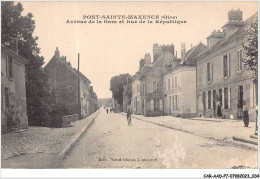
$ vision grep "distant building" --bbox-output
[195,10,257,120]
[153,43,175,62]
[1,45,28,132]
[44,47,97,118]
[163,43,207,118]
[131,45,180,116]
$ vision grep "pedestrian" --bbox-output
[106,108,109,114]
[217,102,222,118]
[243,101,249,127]
[127,103,132,126]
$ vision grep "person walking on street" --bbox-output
[127,103,132,126]
[217,102,222,118]
[243,101,249,127]
[106,108,109,114]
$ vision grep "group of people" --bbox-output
[104,105,132,126]
[105,107,116,114]
[216,101,250,127]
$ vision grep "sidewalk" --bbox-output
[122,113,258,150]
[1,110,100,168]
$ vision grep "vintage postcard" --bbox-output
[1,1,259,178]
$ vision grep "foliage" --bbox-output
[110,74,133,107]
[243,15,258,83]
[1,2,68,127]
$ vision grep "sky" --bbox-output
[19,1,258,99]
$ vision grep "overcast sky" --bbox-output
[20,1,257,99]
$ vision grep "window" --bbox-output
[237,49,243,71]
[168,79,170,91]
[143,84,145,95]
[159,99,163,111]
[147,82,152,93]
[175,96,178,109]
[172,96,175,109]
[156,82,159,92]
[169,96,171,111]
[208,91,211,109]
[69,86,73,92]
[207,62,213,81]
[172,78,174,89]
[153,82,156,92]
[223,54,230,77]
[5,88,9,109]
[163,81,166,92]
[175,76,177,88]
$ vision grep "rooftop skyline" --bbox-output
[20,1,258,98]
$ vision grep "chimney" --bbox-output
[65,56,67,62]
[55,47,60,58]
[139,58,145,70]
[181,42,186,62]
[144,53,151,64]
[207,29,223,49]
[175,51,177,58]
[222,9,244,41]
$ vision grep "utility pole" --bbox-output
[78,53,81,119]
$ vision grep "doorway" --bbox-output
[237,85,243,119]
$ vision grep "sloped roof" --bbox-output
[195,12,257,60]
[1,44,28,64]
[182,42,207,65]
[45,54,91,85]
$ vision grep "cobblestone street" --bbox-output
[60,109,258,169]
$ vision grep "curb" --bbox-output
[233,136,258,145]
[54,110,100,166]
[119,113,258,151]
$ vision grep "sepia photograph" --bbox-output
[0,0,259,178]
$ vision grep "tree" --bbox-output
[110,74,133,108]
[243,15,258,83]
[1,2,68,126]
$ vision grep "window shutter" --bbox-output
[250,83,254,107]
[205,91,208,110]
[228,53,230,76]
[211,90,213,110]
[211,62,213,81]
[228,87,231,109]
[222,56,224,77]
[222,88,224,107]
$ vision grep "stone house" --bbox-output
[44,47,97,118]
[1,45,28,132]
[131,43,180,116]
[195,10,257,121]
[163,43,207,118]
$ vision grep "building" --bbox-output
[163,43,207,118]
[195,9,257,120]
[1,44,28,132]
[131,43,180,116]
[44,47,97,118]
